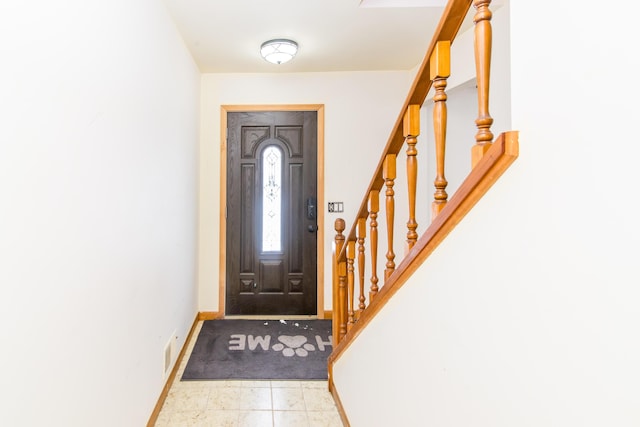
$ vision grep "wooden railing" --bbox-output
[328,0,519,371]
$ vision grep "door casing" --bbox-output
[219,104,325,318]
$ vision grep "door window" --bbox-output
[262,145,283,252]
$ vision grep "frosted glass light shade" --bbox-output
[260,39,298,64]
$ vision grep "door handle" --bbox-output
[306,197,316,220]
[308,224,318,233]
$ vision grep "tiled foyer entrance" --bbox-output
[153,321,344,427]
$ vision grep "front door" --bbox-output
[226,111,318,315]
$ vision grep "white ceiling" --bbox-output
[161,0,452,73]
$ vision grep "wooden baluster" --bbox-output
[347,241,356,329]
[383,154,396,281]
[404,104,420,251]
[338,260,348,341]
[471,0,494,167]
[431,41,450,219]
[332,219,345,346]
[368,190,380,301]
[357,218,367,314]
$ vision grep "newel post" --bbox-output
[332,218,345,345]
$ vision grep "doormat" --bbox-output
[181,319,332,381]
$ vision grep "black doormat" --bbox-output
[181,319,333,381]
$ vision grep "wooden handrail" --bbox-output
[330,131,519,366]
[341,0,474,245]
[329,0,519,378]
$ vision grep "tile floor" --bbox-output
[154,321,344,427]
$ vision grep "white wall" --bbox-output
[198,71,413,312]
[335,2,640,425]
[0,1,200,426]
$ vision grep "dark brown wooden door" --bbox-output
[226,111,318,315]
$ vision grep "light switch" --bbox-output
[328,202,344,213]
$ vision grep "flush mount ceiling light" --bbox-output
[260,39,298,65]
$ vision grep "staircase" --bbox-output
[327,1,519,424]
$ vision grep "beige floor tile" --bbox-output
[302,388,338,411]
[211,381,241,391]
[167,410,211,427]
[238,387,272,410]
[204,380,245,388]
[174,380,213,389]
[206,387,242,410]
[271,380,302,388]
[307,410,344,427]
[238,410,273,427]
[272,387,306,411]
[300,380,328,389]
[200,409,240,427]
[237,380,272,388]
[162,388,209,413]
[273,410,310,427]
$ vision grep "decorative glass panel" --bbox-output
[262,146,282,252]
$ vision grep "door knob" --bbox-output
[308,225,318,233]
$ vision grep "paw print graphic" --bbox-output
[272,335,316,357]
